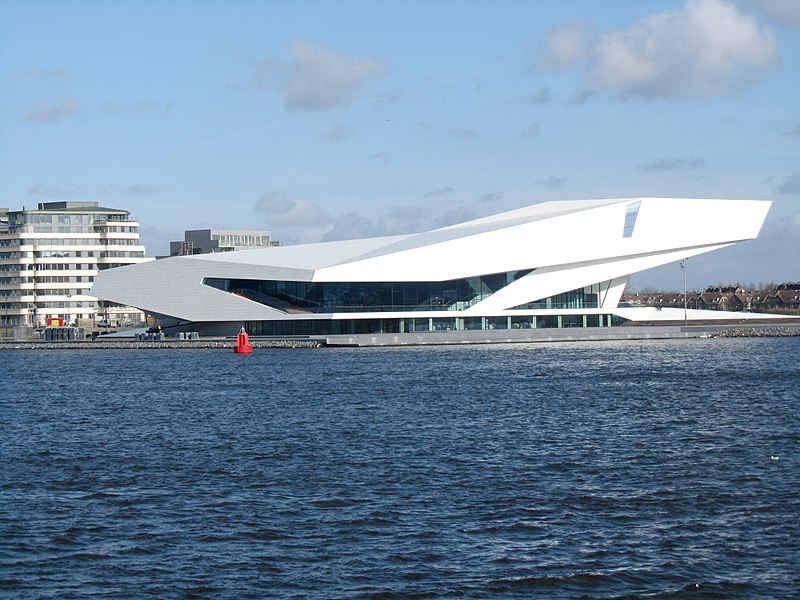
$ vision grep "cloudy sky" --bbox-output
[0,0,797,290]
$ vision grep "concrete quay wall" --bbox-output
[323,324,800,347]
[1,324,797,350]
[0,338,322,350]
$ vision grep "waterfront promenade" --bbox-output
[2,324,799,350]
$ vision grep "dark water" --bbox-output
[1,338,799,599]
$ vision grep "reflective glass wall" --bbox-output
[246,314,627,336]
[205,270,532,313]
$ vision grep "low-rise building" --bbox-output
[169,229,277,256]
[623,283,800,314]
[0,201,150,329]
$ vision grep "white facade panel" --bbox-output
[90,256,314,323]
[470,242,733,313]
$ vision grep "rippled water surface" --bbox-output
[2,337,799,598]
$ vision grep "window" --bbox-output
[512,284,601,310]
[203,270,532,314]
[623,201,641,238]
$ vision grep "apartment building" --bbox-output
[0,201,150,328]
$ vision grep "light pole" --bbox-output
[680,259,687,327]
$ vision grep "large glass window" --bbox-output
[561,315,584,328]
[463,317,483,330]
[245,313,627,335]
[204,270,532,313]
[511,315,535,329]
[512,283,601,310]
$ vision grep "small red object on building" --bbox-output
[234,327,253,354]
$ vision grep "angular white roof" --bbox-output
[91,198,771,322]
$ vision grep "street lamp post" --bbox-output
[681,259,687,327]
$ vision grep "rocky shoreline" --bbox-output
[711,326,800,338]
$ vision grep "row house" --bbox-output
[622,283,800,313]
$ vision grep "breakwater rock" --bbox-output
[0,338,323,350]
[714,326,800,338]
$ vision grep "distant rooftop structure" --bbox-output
[168,228,278,257]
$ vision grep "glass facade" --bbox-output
[227,275,629,337]
[511,283,603,310]
[204,270,532,313]
[245,314,627,336]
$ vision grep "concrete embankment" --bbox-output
[1,324,798,349]
[0,338,323,350]
[322,323,800,347]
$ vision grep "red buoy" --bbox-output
[234,327,253,354]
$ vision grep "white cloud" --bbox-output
[371,90,403,110]
[478,191,503,203]
[639,157,706,172]
[29,184,84,197]
[424,187,455,198]
[535,22,587,70]
[520,123,540,138]
[784,125,800,138]
[99,183,164,196]
[570,90,595,105]
[21,97,80,123]
[235,40,389,111]
[321,122,356,142]
[739,0,800,27]
[322,211,378,241]
[233,56,276,91]
[284,40,389,111]
[125,184,163,195]
[367,151,390,166]
[538,176,566,188]
[777,172,800,194]
[254,190,330,227]
[376,206,428,235]
[321,206,428,242]
[435,207,476,228]
[20,67,71,80]
[586,0,777,97]
[448,126,480,140]
[102,100,164,114]
[520,88,552,106]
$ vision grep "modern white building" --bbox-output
[0,201,150,328]
[168,229,277,256]
[90,198,775,337]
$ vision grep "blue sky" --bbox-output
[1,0,797,290]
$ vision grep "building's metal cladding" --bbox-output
[90,198,773,335]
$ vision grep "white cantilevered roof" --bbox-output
[189,198,626,272]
